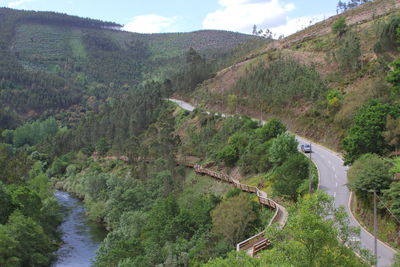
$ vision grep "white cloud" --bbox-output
[202,0,295,33]
[7,0,32,8]
[123,14,178,33]
[270,14,329,37]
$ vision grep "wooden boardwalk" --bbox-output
[177,160,288,257]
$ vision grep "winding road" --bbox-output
[168,98,397,266]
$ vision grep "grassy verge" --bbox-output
[351,194,400,250]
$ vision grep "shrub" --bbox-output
[211,194,256,245]
[334,31,361,72]
[374,16,400,53]
[332,17,347,36]
[386,59,400,95]
[272,153,309,201]
[256,118,287,142]
[268,133,298,166]
[383,182,400,219]
[96,138,111,156]
[348,154,392,199]
[216,146,238,166]
[326,89,343,108]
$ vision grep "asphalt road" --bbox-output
[168,98,397,266]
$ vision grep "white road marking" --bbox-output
[336,182,338,187]
[168,98,396,266]
[335,174,338,179]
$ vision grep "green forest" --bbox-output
[1,1,400,266]
[0,7,263,129]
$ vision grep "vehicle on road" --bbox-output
[301,144,312,153]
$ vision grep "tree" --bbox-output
[332,17,347,36]
[268,133,298,166]
[386,59,400,95]
[273,153,309,201]
[335,31,361,72]
[337,1,347,13]
[374,16,400,53]
[96,138,111,156]
[256,118,287,142]
[252,24,257,35]
[186,47,202,66]
[390,157,400,176]
[227,132,249,156]
[0,182,13,224]
[12,117,58,147]
[343,100,400,164]
[8,186,42,219]
[260,191,372,266]
[216,145,239,166]
[0,211,54,267]
[211,194,257,245]
[383,115,400,153]
[383,182,400,219]
[348,154,392,199]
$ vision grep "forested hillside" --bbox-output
[186,0,399,153]
[0,7,269,266]
[0,8,263,128]
[177,0,400,253]
[1,1,399,266]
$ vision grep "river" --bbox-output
[53,190,107,267]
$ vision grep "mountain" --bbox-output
[0,7,264,128]
[182,0,400,152]
[1,1,399,266]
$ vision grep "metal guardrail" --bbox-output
[178,160,288,256]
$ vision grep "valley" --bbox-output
[0,0,399,266]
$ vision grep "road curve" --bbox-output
[168,98,397,266]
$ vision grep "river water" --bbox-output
[53,190,107,267]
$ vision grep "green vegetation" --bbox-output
[0,155,61,266]
[205,192,372,266]
[332,17,348,36]
[374,16,400,54]
[172,48,214,92]
[181,112,315,200]
[1,1,400,265]
[2,117,58,147]
[343,100,400,164]
[43,105,277,266]
[210,194,257,246]
[272,153,309,201]
[387,58,400,95]
[383,182,400,219]
[268,133,298,165]
[233,58,327,106]
[334,31,361,72]
[0,7,258,128]
[348,154,392,198]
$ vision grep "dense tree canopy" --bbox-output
[348,154,392,198]
[343,100,400,164]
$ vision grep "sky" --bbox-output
[1,0,340,37]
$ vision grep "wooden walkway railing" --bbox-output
[177,160,288,257]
